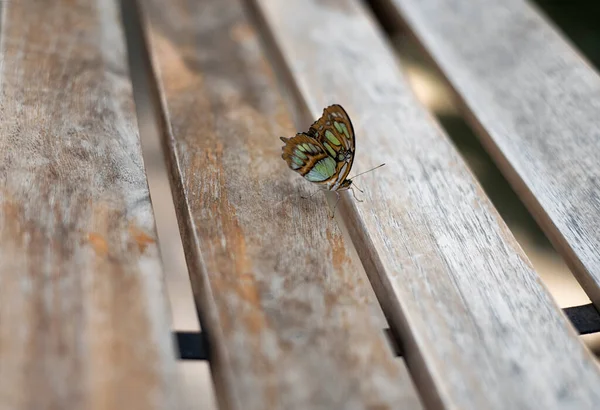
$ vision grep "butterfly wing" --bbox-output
[308,105,355,148]
[307,104,355,189]
[280,104,356,190]
[280,134,339,185]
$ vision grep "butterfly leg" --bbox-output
[329,191,342,219]
[352,182,365,194]
[301,189,322,199]
[350,187,364,202]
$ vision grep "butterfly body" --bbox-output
[280,104,355,192]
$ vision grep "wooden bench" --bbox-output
[1,0,599,409]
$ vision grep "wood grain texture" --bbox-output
[377,0,600,307]
[248,0,600,409]
[139,0,422,409]
[0,1,178,409]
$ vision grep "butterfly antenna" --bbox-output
[349,163,386,180]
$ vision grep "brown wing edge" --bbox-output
[309,104,354,141]
[280,133,328,176]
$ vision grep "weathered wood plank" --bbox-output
[139,0,422,409]
[376,0,600,308]
[247,0,600,409]
[0,1,178,409]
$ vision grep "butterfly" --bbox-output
[280,104,384,217]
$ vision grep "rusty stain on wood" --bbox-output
[140,0,423,408]
[248,0,600,409]
[88,233,109,256]
[0,1,178,409]
[128,225,156,254]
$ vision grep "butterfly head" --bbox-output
[339,179,353,190]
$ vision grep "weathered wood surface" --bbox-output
[248,0,600,409]
[0,1,178,409]
[378,0,600,307]
[139,0,422,409]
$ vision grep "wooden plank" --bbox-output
[138,0,422,409]
[0,1,178,409]
[247,0,600,409]
[376,0,600,308]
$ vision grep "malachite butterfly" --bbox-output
[280,104,384,215]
